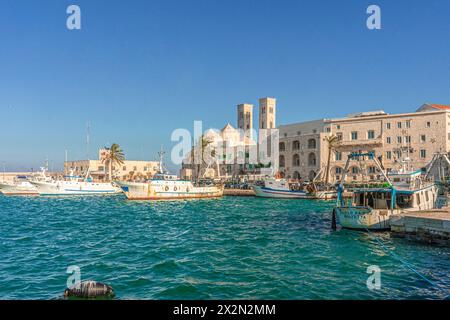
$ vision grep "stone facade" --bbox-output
[278,120,327,181]
[279,105,450,183]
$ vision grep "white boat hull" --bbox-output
[252,185,314,199]
[30,181,122,195]
[0,182,38,196]
[117,181,223,200]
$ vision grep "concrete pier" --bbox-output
[390,209,450,245]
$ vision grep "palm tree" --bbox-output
[324,135,340,185]
[102,143,125,181]
[192,135,213,181]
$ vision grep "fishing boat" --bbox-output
[0,177,38,196]
[30,169,121,196]
[116,150,223,200]
[334,152,441,230]
[0,167,50,196]
[252,177,314,199]
[252,172,336,200]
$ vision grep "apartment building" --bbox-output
[279,103,450,182]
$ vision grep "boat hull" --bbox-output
[252,185,314,199]
[30,181,122,195]
[117,181,223,200]
[0,182,38,196]
[336,207,393,230]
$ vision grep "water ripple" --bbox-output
[0,194,449,299]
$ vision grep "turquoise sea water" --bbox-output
[0,194,449,300]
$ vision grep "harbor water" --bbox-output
[0,195,449,299]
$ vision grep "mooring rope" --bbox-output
[365,227,449,297]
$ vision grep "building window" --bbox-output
[386,137,391,144]
[368,166,376,174]
[386,123,391,129]
[308,139,316,149]
[397,122,402,129]
[279,142,286,151]
[335,167,342,174]
[336,125,341,130]
[297,131,301,135]
[326,127,331,133]
[351,167,359,174]
[406,121,411,128]
[308,153,317,166]
[420,135,426,143]
[144,167,148,171]
[123,166,126,171]
[405,136,411,144]
[292,154,300,167]
[351,131,358,140]
[279,155,285,168]
[397,136,402,144]
[98,166,104,171]
[395,150,402,159]
[386,151,392,159]
[420,149,426,158]
[292,140,300,150]
[313,129,317,134]
[336,133,343,141]
[426,122,431,128]
[367,130,375,140]
[269,107,273,113]
[335,151,342,161]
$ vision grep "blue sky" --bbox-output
[0,0,449,171]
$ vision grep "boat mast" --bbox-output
[86,122,91,161]
[158,146,165,174]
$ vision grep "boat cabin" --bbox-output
[351,187,436,211]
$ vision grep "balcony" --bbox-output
[338,138,383,148]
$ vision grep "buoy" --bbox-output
[331,208,337,231]
[64,281,115,299]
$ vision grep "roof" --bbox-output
[416,103,450,112]
[427,104,450,110]
[221,123,236,132]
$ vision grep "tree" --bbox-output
[193,135,214,181]
[102,143,125,181]
[324,135,340,184]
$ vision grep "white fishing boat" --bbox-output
[252,178,314,199]
[252,173,336,200]
[116,150,223,200]
[30,169,121,196]
[0,178,38,196]
[334,152,441,230]
[0,167,50,196]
